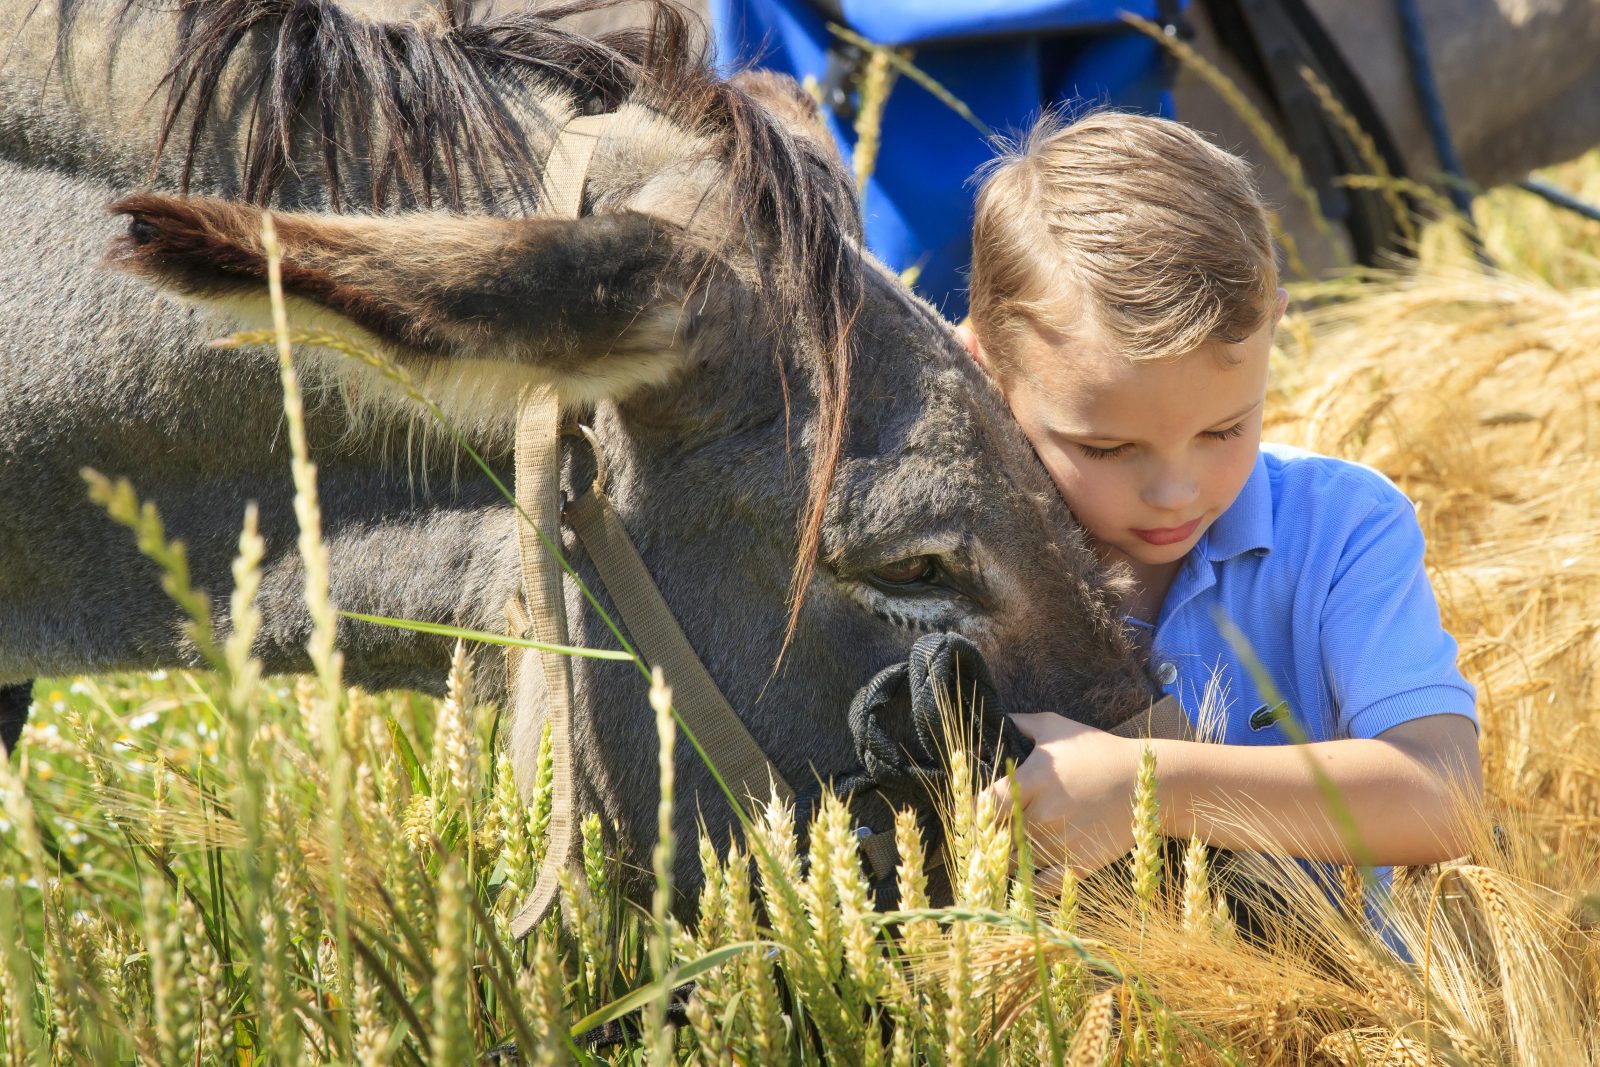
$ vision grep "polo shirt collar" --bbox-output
[1202,450,1273,561]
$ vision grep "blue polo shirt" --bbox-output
[1122,444,1475,953]
[1134,443,1477,742]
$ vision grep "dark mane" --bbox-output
[140,0,865,640]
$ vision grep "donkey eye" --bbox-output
[869,555,939,588]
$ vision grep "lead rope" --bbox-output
[505,111,615,939]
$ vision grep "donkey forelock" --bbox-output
[127,0,866,637]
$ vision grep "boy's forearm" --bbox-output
[1149,735,1479,866]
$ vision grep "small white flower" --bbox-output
[129,711,160,730]
[69,681,90,696]
[148,670,168,682]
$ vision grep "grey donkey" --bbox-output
[0,0,1161,903]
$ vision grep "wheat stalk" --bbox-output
[852,45,897,193]
[180,896,231,1066]
[724,841,788,1060]
[431,640,477,816]
[260,216,355,1048]
[429,857,472,1065]
[1296,64,1420,246]
[1180,836,1212,936]
[352,956,390,1066]
[646,666,677,1066]
[1065,987,1118,1067]
[1130,745,1162,923]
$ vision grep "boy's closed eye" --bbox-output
[1072,420,1251,461]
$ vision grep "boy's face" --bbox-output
[969,291,1283,577]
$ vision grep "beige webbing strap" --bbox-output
[540,112,612,218]
[507,387,576,939]
[564,488,796,812]
[1108,694,1193,741]
[507,112,614,940]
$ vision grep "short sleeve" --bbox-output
[1321,477,1477,739]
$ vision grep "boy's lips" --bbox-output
[1132,517,1201,546]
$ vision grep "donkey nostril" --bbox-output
[128,218,157,245]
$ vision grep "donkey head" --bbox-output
[109,186,1156,897]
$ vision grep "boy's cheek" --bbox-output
[1029,441,1077,501]
[1040,454,1107,525]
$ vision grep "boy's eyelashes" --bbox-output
[1071,421,1249,461]
[1075,442,1133,460]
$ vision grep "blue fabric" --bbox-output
[1142,442,1477,743]
[824,1,1153,47]
[708,0,1179,318]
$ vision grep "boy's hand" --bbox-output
[986,712,1144,879]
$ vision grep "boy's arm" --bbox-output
[1153,712,1482,864]
[994,711,1482,875]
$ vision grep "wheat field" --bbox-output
[2,133,1599,1067]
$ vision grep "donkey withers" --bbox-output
[0,0,1158,901]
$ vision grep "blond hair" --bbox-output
[969,110,1277,376]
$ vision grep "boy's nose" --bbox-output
[1142,470,1200,513]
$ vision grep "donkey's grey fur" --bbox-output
[0,0,1154,897]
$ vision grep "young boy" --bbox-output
[964,112,1483,893]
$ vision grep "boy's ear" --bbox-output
[1272,287,1289,326]
[109,194,709,406]
[954,320,991,371]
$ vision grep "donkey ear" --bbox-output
[109,194,706,405]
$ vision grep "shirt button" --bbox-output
[1155,662,1178,686]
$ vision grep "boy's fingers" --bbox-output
[1034,863,1064,898]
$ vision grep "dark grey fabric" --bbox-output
[0,682,31,756]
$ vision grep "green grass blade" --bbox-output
[385,713,431,797]
[340,611,634,661]
[568,940,764,1037]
